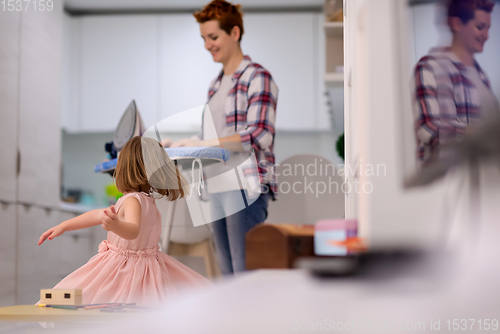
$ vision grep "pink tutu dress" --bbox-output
[51,192,213,306]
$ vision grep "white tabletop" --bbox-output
[73,258,500,334]
[63,206,500,333]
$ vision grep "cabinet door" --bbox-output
[81,15,159,132]
[61,14,82,133]
[317,14,333,132]
[17,3,62,207]
[17,206,61,304]
[159,14,220,131]
[242,13,317,130]
[57,211,93,279]
[0,11,20,202]
[0,204,16,306]
[17,208,94,305]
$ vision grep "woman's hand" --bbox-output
[161,138,173,148]
[101,205,120,233]
[38,225,65,245]
[171,139,203,148]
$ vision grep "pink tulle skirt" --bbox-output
[51,240,214,306]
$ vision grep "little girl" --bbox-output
[38,136,213,306]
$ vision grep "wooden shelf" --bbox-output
[324,21,343,38]
[324,72,344,86]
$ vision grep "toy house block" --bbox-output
[40,289,82,305]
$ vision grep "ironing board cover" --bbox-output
[94,147,230,173]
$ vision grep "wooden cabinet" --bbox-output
[80,15,159,132]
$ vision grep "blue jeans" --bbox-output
[211,190,271,275]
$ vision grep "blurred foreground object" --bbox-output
[314,219,358,256]
[246,223,315,269]
[406,113,500,187]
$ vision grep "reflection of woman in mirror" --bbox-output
[413,0,498,165]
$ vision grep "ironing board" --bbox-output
[94,147,230,173]
[94,147,230,253]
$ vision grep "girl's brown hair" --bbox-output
[193,0,244,42]
[114,136,185,201]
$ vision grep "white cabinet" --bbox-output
[80,15,159,131]
[159,14,220,131]
[17,208,94,304]
[17,5,62,207]
[0,4,65,306]
[57,211,94,279]
[61,13,81,133]
[0,11,20,202]
[64,13,328,132]
[243,13,322,131]
[17,206,61,304]
[0,204,16,306]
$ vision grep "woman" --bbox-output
[164,0,278,275]
[413,0,498,164]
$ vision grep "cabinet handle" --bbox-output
[17,149,21,177]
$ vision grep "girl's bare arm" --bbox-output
[101,197,142,240]
[38,208,109,245]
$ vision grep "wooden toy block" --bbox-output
[40,289,82,305]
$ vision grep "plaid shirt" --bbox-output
[413,47,493,163]
[202,56,279,198]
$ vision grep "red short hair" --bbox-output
[447,0,495,24]
[194,0,244,42]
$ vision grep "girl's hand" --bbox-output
[38,225,65,245]
[101,205,120,233]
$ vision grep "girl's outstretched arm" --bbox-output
[101,196,141,240]
[38,207,111,245]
